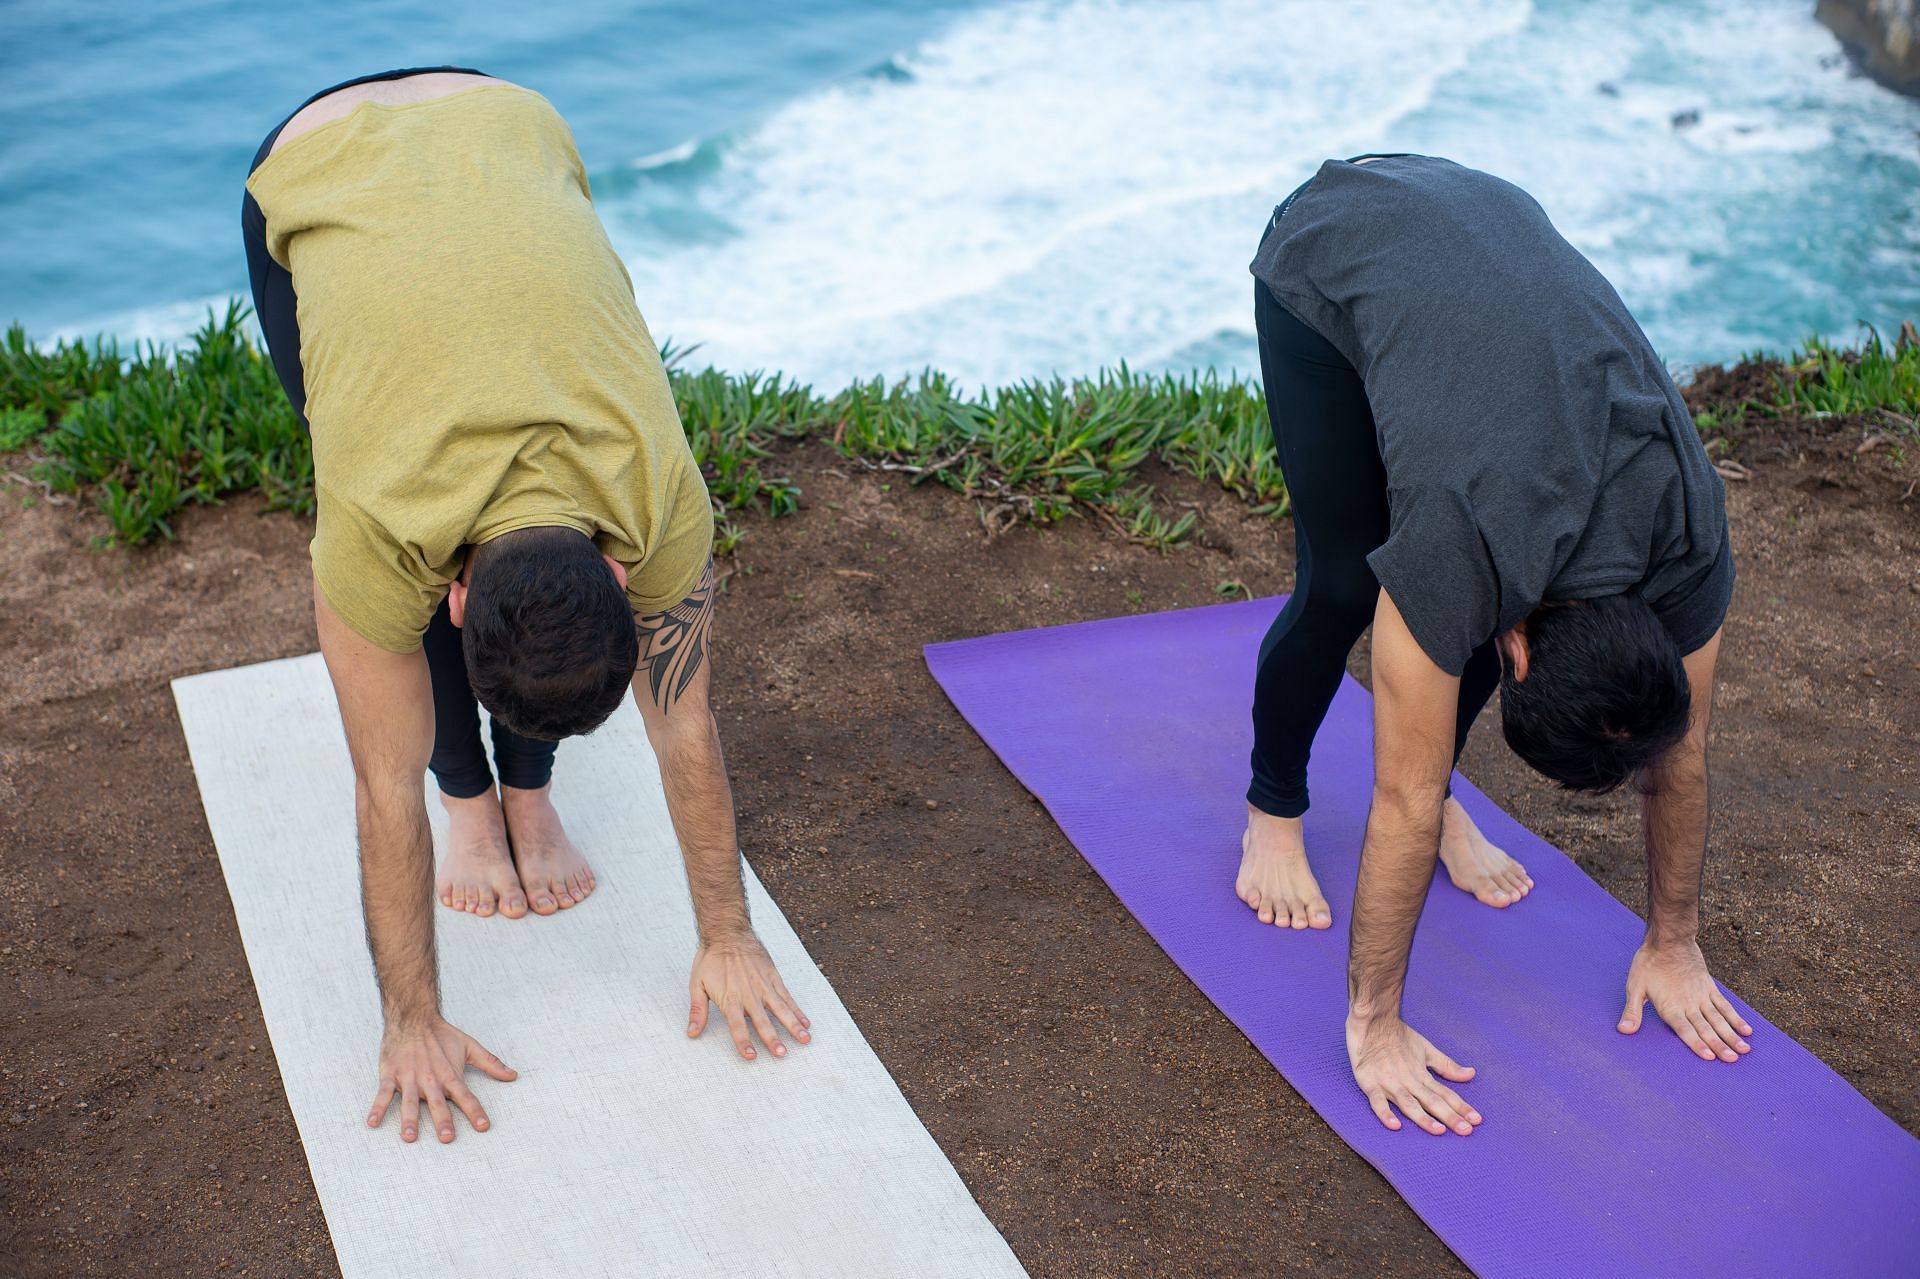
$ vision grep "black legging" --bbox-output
[242,65,557,800]
[1247,278,1500,817]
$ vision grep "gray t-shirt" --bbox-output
[1249,155,1734,675]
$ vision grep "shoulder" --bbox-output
[623,474,714,615]
[270,72,518,155]
[312,499,446,653]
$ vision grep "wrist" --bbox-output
[697,917,755,948]
[1644,915,1700,951]
[1346,1000,1401,1030]
[382,1002,441,1034]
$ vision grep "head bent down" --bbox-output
[1497,593,1692,793]
[454,526,637,741]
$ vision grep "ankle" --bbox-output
[1245,805,1306,849]
[499,782,556,817]
[441,787,500,814]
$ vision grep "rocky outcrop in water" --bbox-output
[1819,0,1920,95]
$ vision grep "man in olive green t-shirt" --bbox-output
[242,67,811,1146]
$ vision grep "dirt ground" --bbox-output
[2,401,1916,1278]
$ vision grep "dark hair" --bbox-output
[1498,593,1691,793]
[461,527,637,741]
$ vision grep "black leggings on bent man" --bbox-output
[242,65,555,800]
[1247,279,1501,817]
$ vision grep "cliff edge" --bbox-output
[1819,0,1920,95]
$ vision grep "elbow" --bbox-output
[353,765,426,819]
[644,700,719,754]
[1636,755,1706,800]
[1370,776,1449,818]
[1637,735,1709,797]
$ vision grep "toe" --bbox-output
[529,885,558,916]
[1287,899,1310,929]
[500,886,529,919]
[475,885,496,918]
[1479,884,1513,908]
[1308,902,1333,929]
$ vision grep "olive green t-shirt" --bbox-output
[246,84,712,652]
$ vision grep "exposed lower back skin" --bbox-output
[271,72,509,155]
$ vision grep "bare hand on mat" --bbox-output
[689,932,812,1060]
[1347,1015,1482,1136]
[368,1015,517,1143]
[1618,938,1752,1062]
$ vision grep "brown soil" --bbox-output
[3,402,1916,1278]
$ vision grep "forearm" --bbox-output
[1348,784,1447,1019]
[1640,752,1710,946]
[652,710,751,943]
[355,779,439,1026]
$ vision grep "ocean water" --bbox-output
[2,0,1915,387]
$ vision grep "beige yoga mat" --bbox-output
[173,652,1026,1279]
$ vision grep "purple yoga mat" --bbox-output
[925,596,1920,1279]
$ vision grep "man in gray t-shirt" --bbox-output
[1238,155,1747,1139]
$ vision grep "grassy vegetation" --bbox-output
[2,308,1913,551]
[1,306,1281,551]
[2,304,314,543]
[1775,323,1920,422]
[1688,325,1920,473]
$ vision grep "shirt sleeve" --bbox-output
[1365,485,1502,676]
[624,461,714,614]
[310,497,445,653]
[1650,521,1735,655]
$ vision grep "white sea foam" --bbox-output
[629,139,702,172]
[43,0,1920,379]
[45,294,249,352]
[603,0,1535,388]
[1392,0,1920,366]
[595,0,1918,385]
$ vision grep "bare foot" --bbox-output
[1236,806,1333,930]
[436,790,529,919]
[1438,797,1533,908]
[501,784,596,915]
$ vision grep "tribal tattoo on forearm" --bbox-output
[636,558,715,712]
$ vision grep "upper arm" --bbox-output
[1369,588,1464,802]
[629,557,716,734]
[313,581,435,789]
[1645,627,1721,791]
[1678,627,1720,738]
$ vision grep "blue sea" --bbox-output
[3,0,1916,387]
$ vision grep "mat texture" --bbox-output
[924,597,1919,1279]
[173,653,1025,1279]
